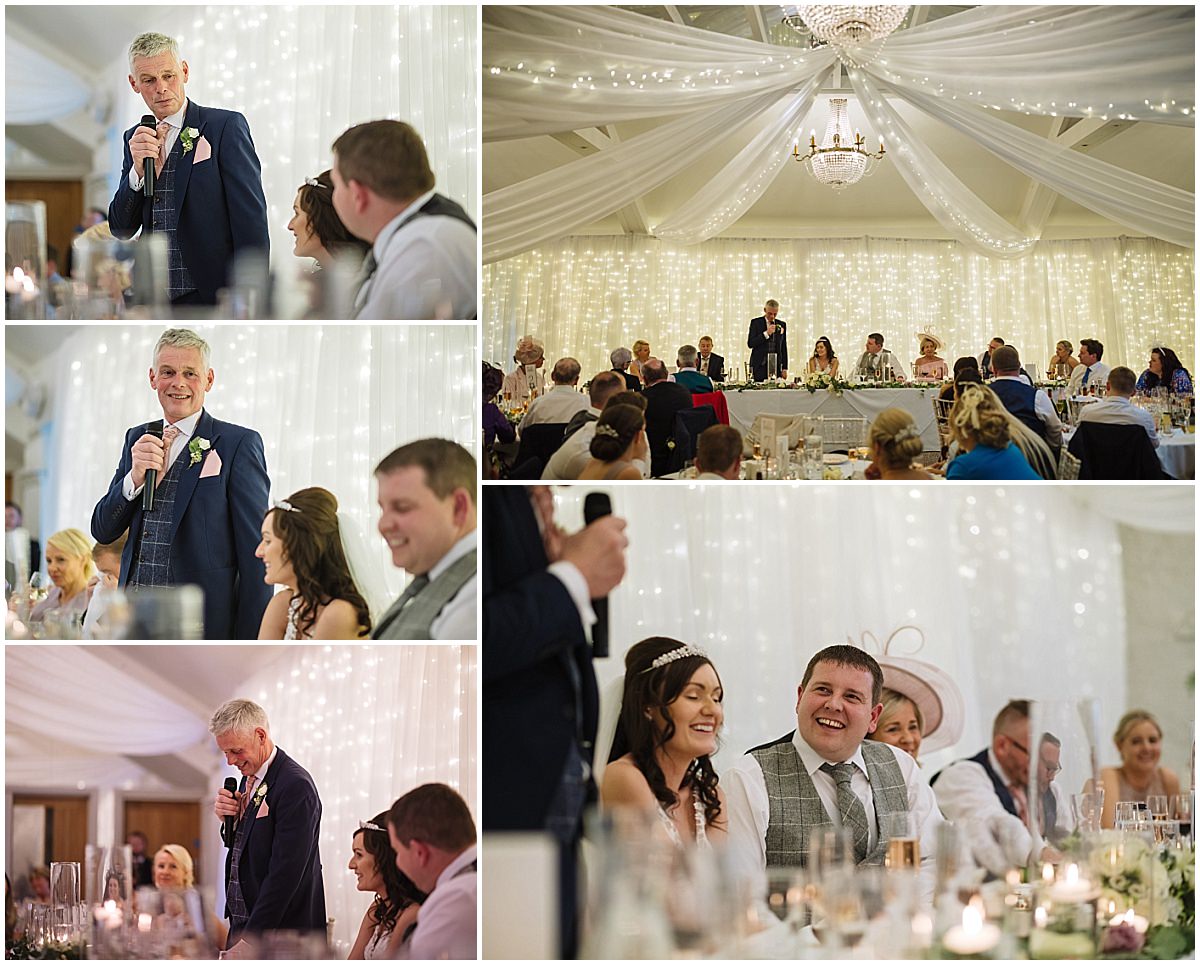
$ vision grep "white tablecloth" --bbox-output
[723,387,943,450]
[1156,429,1195,479]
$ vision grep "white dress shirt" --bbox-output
[429,530,478,640]
[404,845,476,960]
[722,731,941,903]
[128,100,188,191]
[1076,395,1159,447]
[541,419,649,480]
[122,409,203,500]
[992,375,1064,448]
[354,189,476,320]
[518,385,590,432]
[1068,361,1111,393]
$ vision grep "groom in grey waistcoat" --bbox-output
[372,439,477,640]
[723,645,942,902]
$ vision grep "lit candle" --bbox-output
[1048,863,1095,902]
[1109,908,1149,934]
[943,900,1001,956]
[138,913,152,933]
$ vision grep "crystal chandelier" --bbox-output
[792,98,886,190]
[783,5,911,45]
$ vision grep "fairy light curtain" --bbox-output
[482,235,1193,379]
[482,5,1194,261]
[44,325,476,604]
[103,5,478,271]
[548,485,1161,780]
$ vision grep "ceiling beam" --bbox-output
[664,5,685,26]
[1017,116,1110,235]
[744,5,769,42]
[908,6,930,29]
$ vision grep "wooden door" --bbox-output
[4,180,83,273]
[123,800,204,883]
[11,794,89,867]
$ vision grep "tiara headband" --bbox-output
[595,424,620,439]
[641,644,706,673]
[358,820,385,833]
[891,424,920,443]
[275,499,301,514]
[304,177,329,190]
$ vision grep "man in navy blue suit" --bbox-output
[210,699,325,956]
[747,299,789,381]
[91,328,271,639]
[108,32,269,306]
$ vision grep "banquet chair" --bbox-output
[668,405,718,474]
[932,396,954,447]
[515,422,569,471]
[820,416,867,453]
[1057,448,1082,480]
[691,390,730,425]
[1067,422,1170,479]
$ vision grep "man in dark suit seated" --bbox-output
[674,344,715,395]
[697,336,725,382]
[641,359,696,477]
[210,699,325,956]
[108,33,269,307]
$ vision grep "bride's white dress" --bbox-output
[656,791,710,849]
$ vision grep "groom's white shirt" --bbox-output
[429,529,477,640]
[122,409,203,500]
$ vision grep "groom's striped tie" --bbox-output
[820,762,870,863]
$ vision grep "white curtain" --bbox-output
[5,36,91,124]
[47,324,477,600]
[481,5,1193,260]
[482,235,1194,379]
[548,485,1128,779]
[226,644,478,952]
[103,5,478,273]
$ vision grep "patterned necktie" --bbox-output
[161,425,181,465]
[240,775,258,820]
[1008,782,1030,825]
[352,251,379,316]
[820,762,869,863]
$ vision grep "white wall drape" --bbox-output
[5,36,92,124]
[102,5,478,272]
[548,486,1141,780]
[46,324,476,600]
[482,5,1194,259]
[482,235,1194,379]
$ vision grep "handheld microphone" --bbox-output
[583,492,612,659]
[140,114,158,199]
[142,420,164,512]
[223,777,239,846]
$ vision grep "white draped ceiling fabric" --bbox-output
[4,35,92,124]
[482,5,1194,262]
[548,486,1194,780]
[46,325,476,606]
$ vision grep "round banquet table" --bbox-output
[1154,428,1195,479]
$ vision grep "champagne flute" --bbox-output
[1170,792,1192,839]
[883,812,920,870]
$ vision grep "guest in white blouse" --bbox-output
[388,784,477,960]
[348,813,424,959]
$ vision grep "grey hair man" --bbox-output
[208,699,325,954]
[610,346,639,390]
[675,343,714,394]
[518,357,589,431]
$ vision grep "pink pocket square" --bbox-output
[194,135,212,164]
[256,801,270,818]
[199,449,223,478]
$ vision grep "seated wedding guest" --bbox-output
[387,784,477,960]
[946,385,1049,480]
[697,336,724,382]
[1076,366,1158,448]
[990,346,1063,450]
[1067,338,1110,393]
[153,843,228,946]
[855,333,906,381]
[578,405,649,481]
[937,358,980,411]
[806,336,839,377]
[563,372,622,441]
[518,358,588,432]
[289,170,370,270]
[543,391,648,481]
[913,333,948,380]
[5,501,41,577]
[82,534,127,639]
[630,340,652,384]
[868,652,965,767]
[349,812,425,959]
[674,344,714,395]
[1136,346,1193,395]
[29,867,51,905]
[331,120,476,319]
[255,488,371,640]
[978,337,1004,379]
[1035,733,1074,847]
[482,363,515,449]
[502,336,546,403]
[30,528,94,624]
[932,700,1060,875]
[642,359,695,477]
[694,425,743,480]
[1047,340,1080,379]
[128,830,153,889]
[871,688,925,761]
[372,440,476,640]
[723,645,941,899]
[865,409,934,481]
[610,347,640,391]
[602,637,726,846]
[1097,710,1181,829]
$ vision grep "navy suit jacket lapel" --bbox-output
[174,100,203,216]
[241,749,285,849]
[169,408,218,543]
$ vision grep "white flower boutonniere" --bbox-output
[188,437,211,467]
[252,781,269,808]
[180,127,201,155]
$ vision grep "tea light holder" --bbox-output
[1028,864,1100,960]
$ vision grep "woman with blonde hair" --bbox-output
[630,340,651,384]
[1097,710,1182,829]
[867,408,934,480]
[946,384,1054,480]
[152,843,228,948]
[1047,340,1079,378]
[30,528,94,623]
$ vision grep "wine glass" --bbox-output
[1170,792,1192,839]
[1114,801,1137,830]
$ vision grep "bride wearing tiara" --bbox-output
[600,637,727,847]
[255,487,376,640]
